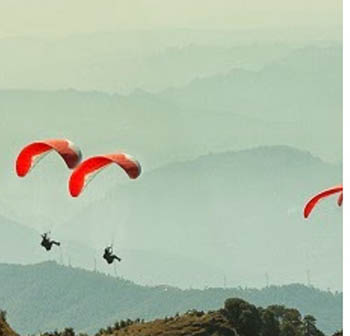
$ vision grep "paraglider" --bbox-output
[16,139,82,177]
[15,142,140,266]
[15,139,82,252]
[103,246,122,264]
[40,233,60,251]
[304,185,343,218]
[69,152,141,197]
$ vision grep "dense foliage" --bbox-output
[35,299,340,336]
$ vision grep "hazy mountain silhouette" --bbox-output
[157,45,342,162]
[58,146,342,290]
[0,31,337,93]
[0,262,342,335]
[0,45,342,291]
[0,45,341,175]
[0,45,342,228]
[0,211,226,288]
[0,144,341,290]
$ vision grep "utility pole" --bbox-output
[307,269,311,287]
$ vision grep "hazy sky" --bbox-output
[0,0,342,292]
[0,0,341,37]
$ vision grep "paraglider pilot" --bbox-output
[103,246,122,264]
[40,233,60,251]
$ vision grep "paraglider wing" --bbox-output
[304,185,343,218]
[337,192,343,206]
[69,153,141,197]
[16,139,82,177]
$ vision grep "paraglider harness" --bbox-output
[40,232,60,251]
[103,246,121,264]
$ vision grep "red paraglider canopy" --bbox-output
[337,192,343,206]
[69,152,141,197]
[304,185,343,218]
[16,139,82,177]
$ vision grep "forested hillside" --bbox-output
[0,262,341,335]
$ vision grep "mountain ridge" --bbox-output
[0,261,342,335]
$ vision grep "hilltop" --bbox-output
[106,311,237,336]
[0,262,342,335]
[0,312,17,336]
[97,301,330,336]
[3,297,342,336]
[39,297,335,336]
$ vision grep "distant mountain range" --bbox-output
[59,146,342,290]
[0,215,43,264]
[0,43,342,296]
[0,214,225,288]
[155,45,342,162]
[0,22,342,336]
[0,30,339,93]
[0,45,341,172]
[0,146,342,290]
[0,262,342,335]
[0,45,342,232]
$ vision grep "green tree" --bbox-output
[266,305,287,321]
[332,331,342,336]
[261,308,280,336]
[281,309,303,336]
[302,315,324,336]
[0,311,6,322]
[224,298,262,336]
[62,328,75,336]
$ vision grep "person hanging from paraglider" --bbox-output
[40,232,60,251]
[103,245,121,264]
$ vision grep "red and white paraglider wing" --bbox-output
[16,139,82,177]
[304,185,343,218]
[69,152,141,197]
[337,192,343,207]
